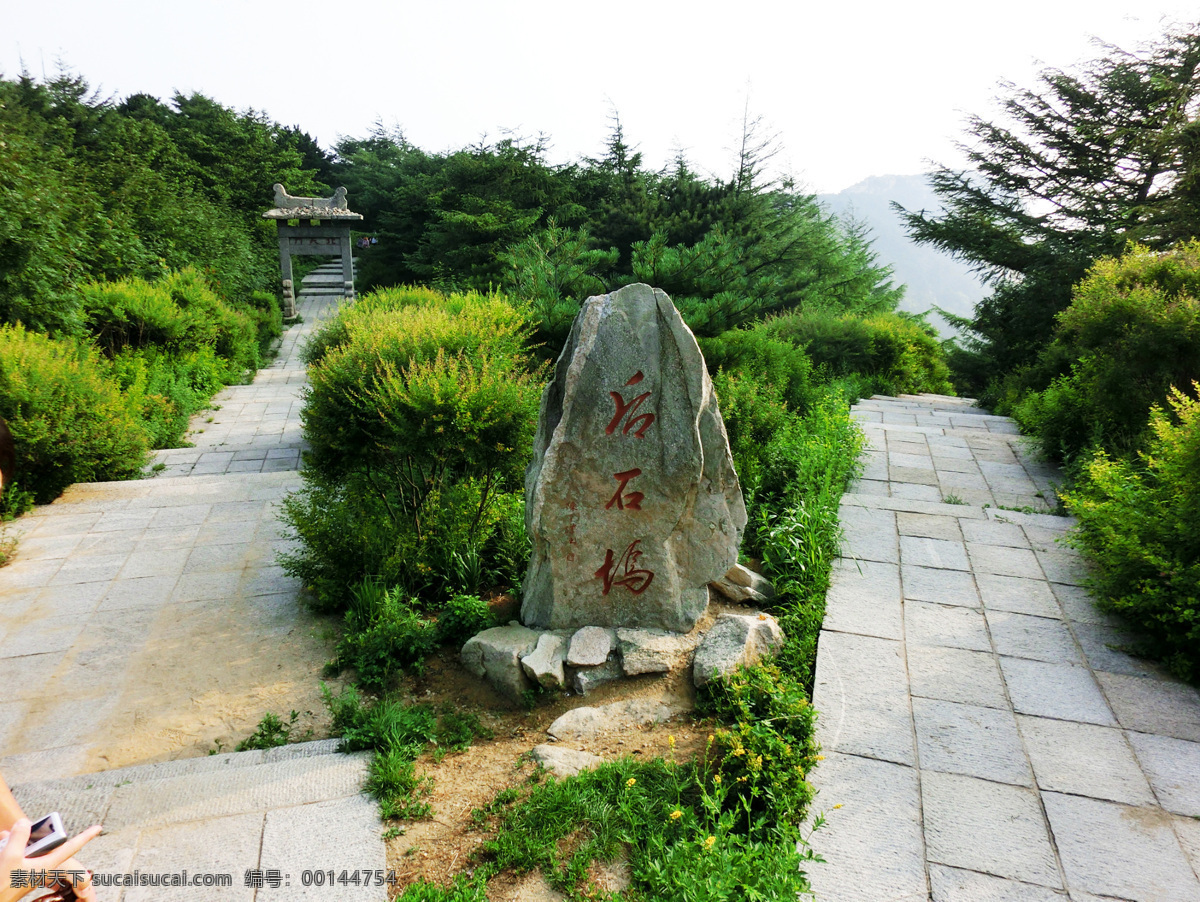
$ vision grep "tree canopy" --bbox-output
[900,25,1200,394]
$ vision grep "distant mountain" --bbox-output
[818,174,987,335]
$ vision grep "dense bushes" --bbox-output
[762,309,953,396]
[0,324,148,503]
[77,269,278,449]
[998,244,1200,682]
[1064,386,1200,682]
[0,268,283,503]
[281,287,542,613]
[1012,243,1200,463]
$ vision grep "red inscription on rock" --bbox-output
[594,540,655,596]
[605,372,656,438]
[605,468,644,510]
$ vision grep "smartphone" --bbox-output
[26,813,68,857]
[0,813,68,858]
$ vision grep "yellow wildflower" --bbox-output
[704,836,716,850]
[670,809,683,820]
[626,777,636,788]
[668,735,675,749]
[833,804,843,809]
[713,774,722,785]
[816,755,825,761]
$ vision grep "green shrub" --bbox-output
[700,328,816,413]
[301,290,541,486]
[711,370,792,500]
[335,580,438,691]
[0,324,148,502]
[1064,384,1200,682]
[301,285,511,367]
[283,288,543,611]
[1013,243,1200,462]
[107,345,226,448]
[436,594,496,645]
[245,289,283,355]
[80,268,261,379]
[235,710,311,751]
[764,309,953,396]
[700,663,819,837]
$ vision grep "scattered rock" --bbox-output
[709,563,776,604]
[460,625,541,701]
[567,626,617,667]
[530,744,603,777]
[521,632,569,689]
[616,628,693,675]
[548,698,681,741]
[692,612,784,687]
[572,657,623,695]
[522,283,747,633]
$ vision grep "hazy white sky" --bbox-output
[2,1,1196,193]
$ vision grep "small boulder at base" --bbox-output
[530,744,603,777]
[572,656,623,695]
[567,626,617,667]
[521,632,569,689]
[548,699,681,741]
[693,612,784,687]
[522,283,746,633]
[709,563,776,605]
[461,625,541,701]
[616,628,695,675]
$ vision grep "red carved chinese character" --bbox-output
[605,372,656,438]
[594,540,655,596]
[605,468,644,510]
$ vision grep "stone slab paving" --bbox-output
[11,741,385,902]
[1,271,385,898]
[808,394,1200,902]
[147,276,339,478]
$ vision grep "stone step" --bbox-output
[12,743,386,902]
[10,740,347,831]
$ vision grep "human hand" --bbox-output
[38,857,95,902]
[0,820,101,902]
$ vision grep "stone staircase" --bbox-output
[13,740,384,901]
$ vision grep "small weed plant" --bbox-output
[235,710,313,751]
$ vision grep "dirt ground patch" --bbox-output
[376,644,714,898]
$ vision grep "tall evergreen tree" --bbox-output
[900,25,1200,393]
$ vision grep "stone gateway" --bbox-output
[521,283,747,633]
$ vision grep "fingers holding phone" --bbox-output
[1,817,101,902]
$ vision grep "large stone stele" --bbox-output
[522,283,747,633]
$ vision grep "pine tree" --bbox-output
[900,25,1200,392]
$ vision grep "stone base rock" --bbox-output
[693,612,784,687]
[567,627,617,667]
[617,628,697,675]
[521,632,570,689]
[461,625,541,702]
[530,744,603,777]
[547,699,682,742]
[573,656,623,695]
[709,563,776,605]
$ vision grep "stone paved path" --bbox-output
[808,394,1200,902]
[0,267,384,898]
[0,278,341,780]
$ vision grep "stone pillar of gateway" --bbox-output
[263,184,363,317]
